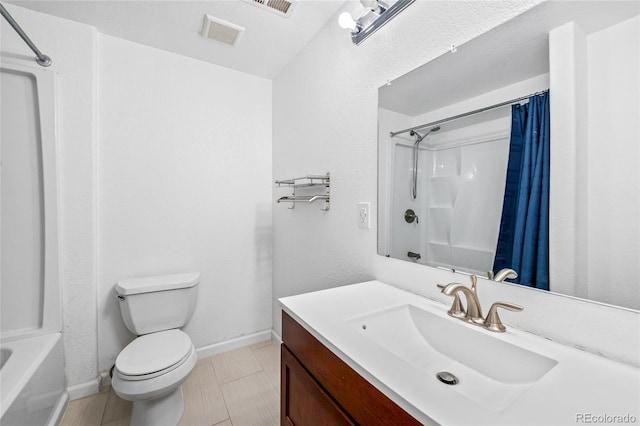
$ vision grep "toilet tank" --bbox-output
[115,272,199,335]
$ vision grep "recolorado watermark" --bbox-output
[576,413,637,424]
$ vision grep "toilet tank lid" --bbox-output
[116,272,200,295]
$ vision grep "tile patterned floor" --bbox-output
[59,340,280,426]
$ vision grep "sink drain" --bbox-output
[436,371,459,385]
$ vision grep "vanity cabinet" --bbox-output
[281,312,421,426]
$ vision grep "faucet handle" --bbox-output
[493,268,518,282]
[437,283,466,318]
[448,293,466,318]
[483,302,523,333]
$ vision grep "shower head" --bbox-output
[410,126,441,142]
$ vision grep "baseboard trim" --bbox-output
[66,378,99,400]
[271,329,282,344]
[196,329,273,359]
[98,370,112,392]
[73,331,275,401]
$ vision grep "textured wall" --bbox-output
[1,4,99,388]
[98,35,273,373]
[272,1,639,366]
[272,0,544,335]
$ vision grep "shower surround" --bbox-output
[387,115,510,276]
[0,58,65,425]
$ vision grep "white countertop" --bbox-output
[279,280,640,426]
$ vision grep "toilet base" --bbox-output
[130,386,184,426]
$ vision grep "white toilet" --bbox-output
[112,272,200,426]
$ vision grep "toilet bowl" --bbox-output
[113,330,198,425]
[111,273,200,426]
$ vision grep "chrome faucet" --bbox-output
[491,268,518,282]
[438,275,523,332]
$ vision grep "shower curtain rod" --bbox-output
[389,89,548,138]
[0,3,51,67]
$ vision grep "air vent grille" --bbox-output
[242,0,297,17]
[267,0,292,14]
[201,15,245,46]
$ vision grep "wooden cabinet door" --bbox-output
[281,345,355,426]
[281,312,422,426]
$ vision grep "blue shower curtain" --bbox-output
[493,92,550,290]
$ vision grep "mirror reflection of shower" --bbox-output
[410,126,440,199]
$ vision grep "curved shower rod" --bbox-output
[0,2,52,67]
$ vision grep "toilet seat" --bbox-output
[112,342,197,402]
[116,329,193,381]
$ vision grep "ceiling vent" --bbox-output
[242,0,297,18]
[201,15,245,46]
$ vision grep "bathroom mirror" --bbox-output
[378,1,640,310]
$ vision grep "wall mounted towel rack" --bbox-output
[275,173,330,211]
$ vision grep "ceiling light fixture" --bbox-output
[338,0,415,46]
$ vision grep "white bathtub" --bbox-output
[0,334,67,426]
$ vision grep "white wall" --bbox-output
[98,35,273,373]
[272,0,545,335]
[1,4,99,390]
[273,1,639,366]
[586,16,640,309]
[549,21,589,300]
[2,3,274,391]
[549,16,640,309]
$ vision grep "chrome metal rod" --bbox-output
[277,195,329,203]
[0,3,52,67]
[308,195,329,203]
[390,90,548,138]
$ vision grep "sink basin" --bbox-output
[347,304,558,413]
